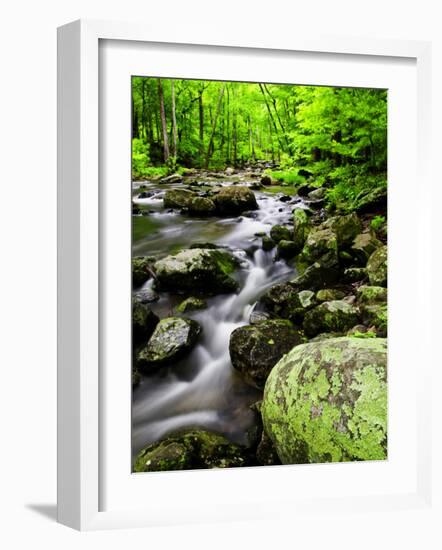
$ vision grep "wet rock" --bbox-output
[276,240,299,260]
[270,225,293,243]
[132,203,141,214]
[292,208,311,251]
[262,337,387,463]
[291,254,340,291]
[132,368,141,388]
[262,236,275,251]
[229,320,306,389]
[160,173,184,184]
[303,300,360,337]
[188,196,217,216]
[132,256,155,288]
[189,242,221,250]
[136,317,201,371]
[132,300,159,345]
[249,309,272,325]
[134,287,160,303]
[316,288,346,302]
[259,284,316,323]
[260,175,272,186]
[134,429,251,472]
[367,245,387,287]
[297,183,315,197]
[351,232,382,264]
[279,195,292,203]
[163,188,196,208]
[356,285,387,305]
[176,296,207,313]
[214,186,258,215]
[154,248,238,295]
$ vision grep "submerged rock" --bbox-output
[136,317,201,371]
[303,300,360,337]
[154,248,238,295]
[134,429,251,472]
[261,337,387,463]
[229,320,306,389]
[367,245,387,287]
[132,300,159,345]
[214,186,258,215]
[163,188,196,208]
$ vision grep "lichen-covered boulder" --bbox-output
[132,256,155,288]
[261,337,387,463]
[299,227,338,265]
[188,196,217,216]
[360,304,388,337]
[154,248,238,295]
[324,213,362,248]
[356,285,387,305]
[259,284,317,323]
[316,288,346,302]
[176,296,207,313]
[292,208,311,251]
[270,225,293,243]
[163,188,196,209]
[351,232,382,264]
[229,320,306,389]
[214,186,258,215]
[303,300,360,337]
[133,429,251,472]
[132,299,159,345]
[136,317,201,371]
[367,245,387,287]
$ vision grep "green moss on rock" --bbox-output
[367,245,387,287]
[303,300,360,337]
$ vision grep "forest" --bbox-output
[131,77,388,472]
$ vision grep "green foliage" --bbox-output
[370,215,386,232]
[265,168,305,185]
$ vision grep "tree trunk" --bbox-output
[198,91,204,159]
[171,80,178,158]
[204,84,225,168]
[158,78,169,162]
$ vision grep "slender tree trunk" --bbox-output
[198,91,204,160]
[132,96,139,139]
[171,80,177,158]
[158,78,169,162]
[205,84,225,168]
[259,83,285,153]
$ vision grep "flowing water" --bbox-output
[132,179,307,456]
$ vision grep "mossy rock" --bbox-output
[214,186,258,215]
[154,248,238,295]
[316,288,346,302]
[188,196,217,216]
[303,300,360,337]
[134,429,251,472]
[229,320,306,389]
[132,256,155,288]
[360,304,388,337]
[262,235,275,251]
[270,225,293,243]
[292,251,340,291]
[299,227,338,265]
[136,317,201,372]
[276,239,299,260]
[324,213,362,248]
[367,245,387,287]
[292,208,311,251]
[256,431,282,466]
[163,188,196,209]
[176,296,207,313]
[343,267,368,283]
[356,285,387,305]
[132,299,159,345]
[259,283,317,323]
[351,232,382,264]
[261,337,387,463]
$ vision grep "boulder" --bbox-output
[134,429,250,472]
[356,285,387,305]
[229,320,306,389]
[299,227,338,264]
[136,317,201,371]
[303,300,360,337]
[256,431,282,466]
[176,296,207,313]
[259,284,317,323]
[367,245,387,287]
[360,304,388,336]
[262,236,275,251]
[276,240,299,260]
[324,213,362,248]
[261,337,387,463]
[260,175,272,186]
[291,256,340,290]
[163,188,196,208]
[214,186,258,215]
[316,288,346,302]
[353,185,387,213]
[292,208,311,251]
[249,309,272,325]
[132,256,155,288]
[351,232,382,264]
[154,248,238,295]
[308,187,326,200]
[134,287,160,303]
[269,224,293,243]
[188,196,217,216]
[132,300,159,345]
[159,173,184,184]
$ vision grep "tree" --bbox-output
[158,78,169,162]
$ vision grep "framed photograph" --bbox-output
[57,19,433,530]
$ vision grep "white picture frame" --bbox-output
[57,19,433,531]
